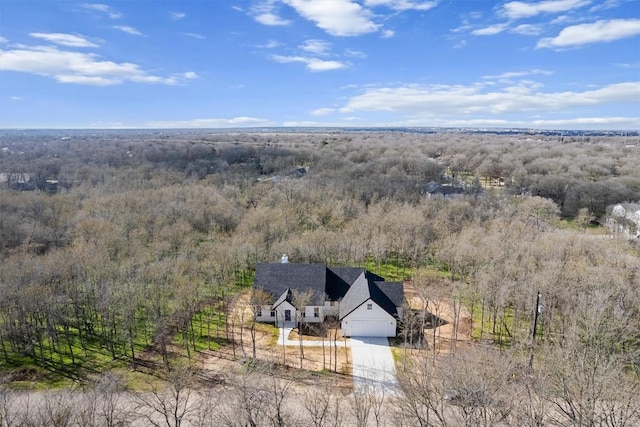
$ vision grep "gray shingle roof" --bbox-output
[375,281,404,308]
[254,263,404,317]
[325,267,363,301]
[254,263,326,306]
[338,274,399,320]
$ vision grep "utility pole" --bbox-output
[529,291,541,369]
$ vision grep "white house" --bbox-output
[253,257,404,337]
[607,203,640,238]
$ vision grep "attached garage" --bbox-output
[342,318,396,337]
[340,298,398,337]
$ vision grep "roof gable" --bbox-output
[325,267,364,301]
[272,289,292,309]
[339,273,398,320]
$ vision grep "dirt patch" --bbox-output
[289,325,346,341]
[403,279,472,355]
[196,292,353,389]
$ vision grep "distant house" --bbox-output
[0,172,35,191]
[607,203,640,238]
[423,181,465,198]
[253,256,404,337]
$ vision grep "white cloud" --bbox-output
[382,29,395,38]
[10,96,23,101]
[281,117,361,128]
[341,81,640,115]
[171,11,186,20]
[252,1,291,26]
[529,116,640,128]
[472,23,508,36]
[501,0,591,20]
[181,33,207,40]
[548,14,587,25]
[482,69,553,79]
[537,19,640,48]
[589,0,620,12]
[283,0,379,36]
[511,24,543,35]
[113,25,143,36]
[300,39,331,55]
[364,0,439,11]
[81,3,122,19]
[29,33,98,48]
[255,12,291,25]
[0,37,7,44]
[404,116,639,129]
[310,107,335,116]
[345,48,367,58]
[0,45,195,86]
[270,54,348,71]
[146,117,269,128]
[615,62,640,68]
[259,40,281,49]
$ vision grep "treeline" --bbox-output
[2,131,639,216]
[0,130,638,425]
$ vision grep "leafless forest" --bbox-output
[0,130,638,426]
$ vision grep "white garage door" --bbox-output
[344,320,394,337]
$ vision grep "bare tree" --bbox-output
[443,351,515,427]
[133,365,198,427]
[394,354,448,427]
[37,390,75,427]
[291,289,314,369]
[219,362,297,427]
[367,381,387,427]
[349,390,372,427]
[511,371,552,427]
[250,288,273,360]
[302,381,343,427]
[96,372,129,427]
[0,377,23,427]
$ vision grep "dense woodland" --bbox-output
[0,130,639,426]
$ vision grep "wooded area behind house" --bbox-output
[0,129,638,426]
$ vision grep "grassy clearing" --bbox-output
[364,256,411,281]
[465,299,528,347]
[256,322,280,346]
[0,330,137,388]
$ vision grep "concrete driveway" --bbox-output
[277,329,401,395]
[350,337,401,396]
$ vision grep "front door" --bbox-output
[284,310,291,322]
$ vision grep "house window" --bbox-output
[314,307,320,318]
[270,310,276,318]
[367,303,373,310]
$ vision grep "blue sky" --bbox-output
[0,0,638,129]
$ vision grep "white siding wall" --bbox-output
[255,305,276,322]
[324,301,339,317]
[341,299,397,337]
[303,306,324,323]
[274,301,296,327]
